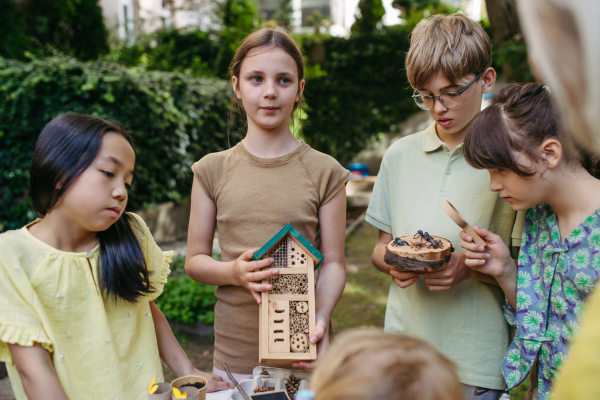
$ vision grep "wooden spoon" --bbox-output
[441,200,486,246]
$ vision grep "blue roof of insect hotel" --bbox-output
[252,223,324,267]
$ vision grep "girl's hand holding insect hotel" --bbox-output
[185,27,349,379]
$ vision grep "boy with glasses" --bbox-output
[366,13,524,400]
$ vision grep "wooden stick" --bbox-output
[441,200,486,246]
[223,363,252,400]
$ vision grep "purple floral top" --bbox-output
[502,203,600,399]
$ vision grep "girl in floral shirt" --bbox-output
[460,83,600,400]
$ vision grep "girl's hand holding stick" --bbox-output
[459,226,518,309]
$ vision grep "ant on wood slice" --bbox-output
[391,237,410,247]
[414,230,434,242]
[410,242,428,251]
[427,239,444,249]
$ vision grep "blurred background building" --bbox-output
[99,0,485,39]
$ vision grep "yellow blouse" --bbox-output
[0,213,172,400]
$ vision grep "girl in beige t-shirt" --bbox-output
[186,27,350,378]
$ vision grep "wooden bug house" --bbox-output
[252,223,323,364]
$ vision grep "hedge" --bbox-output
[301,25,421,163]
[0,56,239,231]
[154,250,217,325]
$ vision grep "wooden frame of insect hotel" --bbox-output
[252,223,323,364]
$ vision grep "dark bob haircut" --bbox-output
[30,113,152,303]
[463,83,600,179]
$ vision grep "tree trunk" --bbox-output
[485,0,521,42]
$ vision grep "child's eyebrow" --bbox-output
[246,70,294,76]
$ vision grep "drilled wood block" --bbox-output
[268,300,290,353]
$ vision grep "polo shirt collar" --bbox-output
[422,122,464,153]
[422,122,443,152]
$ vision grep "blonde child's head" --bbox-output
[228,27,305,135]
[309,330,464,400]
[517,0,600,154]
[405,13,494,138]
[406,13,491,92]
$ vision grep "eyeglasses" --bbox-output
[412,70,485,110]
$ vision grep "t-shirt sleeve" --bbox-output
[0,258,53,365]
[191,156,216,202]
[365,153,392,234]
[321,162,351,206]
[302,150,351,207]
[128,213,173,302]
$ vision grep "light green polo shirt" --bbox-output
[366,122,525,390]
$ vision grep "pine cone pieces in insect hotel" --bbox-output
[252,223,322,364]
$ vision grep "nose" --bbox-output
[433,97,448,114]
[263,80,277,99]
[113,182,127,201]
[489,178,503,192]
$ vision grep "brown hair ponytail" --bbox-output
[463,83,600,179]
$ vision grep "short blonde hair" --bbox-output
[309,330,464,400]
[406,13,492,90]
[517,0,600,154]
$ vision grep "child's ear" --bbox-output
[539,139,563,170]
[296,79,306,102]
[481,67,496,94]
[232,76,241,100]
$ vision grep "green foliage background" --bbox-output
[301,26,420,163]
[0,0,109,61]
[351,0,386,35]
[109,29,219,77]
[0,56,239,231]
[154,251,218,325]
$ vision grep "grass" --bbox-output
[164,221,530,398]
[331,222,390,332]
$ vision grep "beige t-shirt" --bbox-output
[191,141,351,374]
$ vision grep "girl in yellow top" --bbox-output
[0,114,232,400]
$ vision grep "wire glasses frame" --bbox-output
[411,70,486,110]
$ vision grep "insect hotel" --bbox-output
[252,223,322,364]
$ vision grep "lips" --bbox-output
[437,119,453,127]
[261,106,279,114]
[107,206,121,217]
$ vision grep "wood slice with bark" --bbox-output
[384,235,452,272]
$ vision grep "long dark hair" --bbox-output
[30,113,152,303]
[463,83,600,179]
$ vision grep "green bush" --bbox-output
[301,26,420,163]
[0,0,109,61]
[154,251,218,325]
[491,37,533,83]
[109,29,219,77]
[0,0,33,60]
[0,56,239,232]
[214,0,261,78]
[351,0,386,35]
